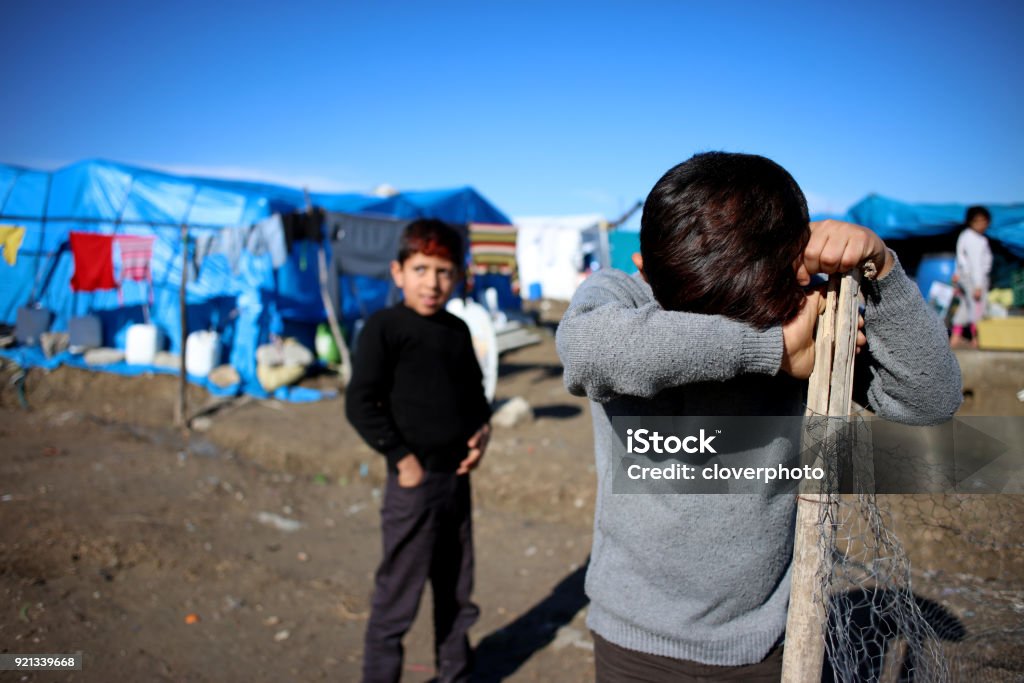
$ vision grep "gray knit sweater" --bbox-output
[555,257,961,665]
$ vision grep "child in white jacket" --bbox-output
[951,206,993,348]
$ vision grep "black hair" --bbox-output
[640,151,810,329]
[397,219,464,267]
[965,205,991,225]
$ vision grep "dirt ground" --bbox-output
[1,329,1023,682]
[1,328,599,683]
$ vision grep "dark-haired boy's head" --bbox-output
[639,152,810,329]
[391,219,465,317]
[397,219,464,267]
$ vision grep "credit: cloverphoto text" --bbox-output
[611,415,1024,495]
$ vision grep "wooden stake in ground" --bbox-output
[782,269,862,682]
[302,189,352,386]
[176,222,189,429]
[317,245,352,386]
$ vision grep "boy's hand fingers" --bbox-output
[809,229,857,274]
[804,220,842,275]
[397,464,424,488]
[781,291,822,380]
[795,261,812,286]
[461,425,490,473]
[396,453,424,487]
[457,449,483,475]
[466,425,491,453]
[816,233,848,274]
[804,220,891,278]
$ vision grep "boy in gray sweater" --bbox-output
[556,152,961,681]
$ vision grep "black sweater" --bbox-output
[345,303,492,472]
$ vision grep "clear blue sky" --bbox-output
[2,0,1021,226]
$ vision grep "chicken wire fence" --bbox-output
[802,416,1024,682]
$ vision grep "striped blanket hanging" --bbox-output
[469,222,517,273]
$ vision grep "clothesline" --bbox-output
[0,214,244,231]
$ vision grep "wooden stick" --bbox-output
[783,270,861,682]
[317,244,352,386]
[828,272,861,418]
[176,222,189,429]
[301,189,352,386]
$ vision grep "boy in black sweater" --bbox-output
[346,219,492,683]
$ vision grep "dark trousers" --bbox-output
[593,632,784,682]
[362,471,478,683]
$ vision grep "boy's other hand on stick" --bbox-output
[797,220,894,284]
[782,279,869,379]
[781,290,823,379]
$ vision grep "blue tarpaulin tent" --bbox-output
[0,159,511,399]
[848,195,1024,258]
[315,187,513,325]
[313,187,511,225]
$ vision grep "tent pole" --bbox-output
[606,199,643,230]
[303,190,352,386]
[317,246,352,386]
[176,222,189,429]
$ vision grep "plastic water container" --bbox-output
[185,330,220,377]
[484,287,500,313]
[125,324,160,365]
[915,253,956,299]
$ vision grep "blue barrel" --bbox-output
[915,253,956,299]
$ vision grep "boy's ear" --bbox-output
[389,260,403,286]
[631,252,647,281]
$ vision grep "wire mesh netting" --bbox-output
[804,414,1024,682]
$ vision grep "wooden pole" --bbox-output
[317,245,352,386]
[302,190,352,386]
[176,223,189,428]
[606,199,643,230]
[782,270,860,682]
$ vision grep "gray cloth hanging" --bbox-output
[327,213,411,279]
[326,213,411,319]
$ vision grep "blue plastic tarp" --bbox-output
[0,159,513,400]
[312,186,511,226]
[848,195,1024,258]
[0,347,335,403]
[0,159,310,397]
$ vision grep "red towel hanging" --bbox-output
[69,231,117,292]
